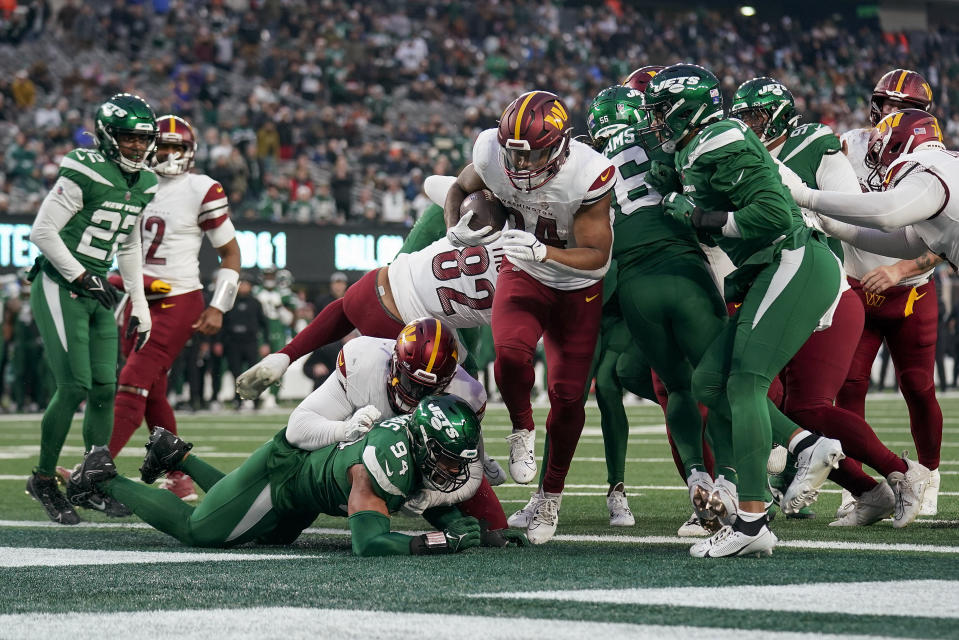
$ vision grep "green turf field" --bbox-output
[1,395,957,639]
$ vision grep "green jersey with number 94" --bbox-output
[45,148,158,281]
[602,127,700,269]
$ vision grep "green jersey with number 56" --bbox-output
[45,148,158,281]
[602,126,700,269]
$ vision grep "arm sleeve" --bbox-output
[709,151,795,240]
[824,221,929,260]
[815,151,863,194]
[284,371,353,450]
[29,177,87,281]
[116,217,148,314]
[422,505,463,530]
[806,171,946,231]
[348,510,413,557]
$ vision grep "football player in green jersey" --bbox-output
[25,93,158,525]
[68,394,489,556]
[587,84,728,533]
[639,65,846,557]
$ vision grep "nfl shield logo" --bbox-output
[124,191,131,201]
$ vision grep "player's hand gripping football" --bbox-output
[446,212,502,248]
[235,352,291,400]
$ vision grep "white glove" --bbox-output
[235,352,291,400]
[501,229,547,263]
[127,300,152,352]
[446,212,502,247]
[336,404,381,443]
[775,159,813,207]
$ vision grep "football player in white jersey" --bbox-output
[834,69,944,516]
[286,316,519,541]
[107,115,241,500]
[443,90,616,544]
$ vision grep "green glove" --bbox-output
[662,192,697,228]
[646,159,682,195]
[443,516,481,553]
[481,527,531,548]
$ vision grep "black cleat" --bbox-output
[26,472,81,525]
[68,489,132,517]
[66,448,118,508]
[140,427,193,484]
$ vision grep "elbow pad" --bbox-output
[210,269,240,312]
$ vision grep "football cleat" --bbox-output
[158,470,198,501]
[606,483,635,527]
[687,470,714,526]
[919,468,940,516]
[507,491,543,528]
[505,428,536,484]
[66,448,118,507]
[140,427,193,484]
[708,475,739,528]
[26,472,80,525]
[483,454,508,487]
[829,481,894,527]
[888,453,930,529]
[677,513,710,537]
[835,488,856,520]
[782,437,844,514]
[527,494,561,545]
[690,520,777,558]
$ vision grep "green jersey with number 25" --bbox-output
[55,148,158,277]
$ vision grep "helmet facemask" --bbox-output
[101,125,157,173]
[389,353,450,412]
[501,132,571,192]
[415,425,477,492]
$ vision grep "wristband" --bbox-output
[409,531,451,555]
[210,269,240,312]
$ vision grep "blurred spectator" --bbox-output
[314,271,349,314]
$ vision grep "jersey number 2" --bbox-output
[431,247,494,315]
[143,216,166,265]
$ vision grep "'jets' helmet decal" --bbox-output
[637,64,724,153]
[586,85,646,150]
[408,394,480,492]
[730,77,800,144]
[94,93,158,173]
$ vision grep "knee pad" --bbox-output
[548,379,584,408]
[899,367,934,394]
[495,345,534,370]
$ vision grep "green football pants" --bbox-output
[30,273,119,475]
[617,253,727,477]
[692,239,842,501]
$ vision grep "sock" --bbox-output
[734,509,766,535]
[82,383,116,449]
[179,454,226,493]
[145,374,177,435]
[494,346,537,432]
[788,431,818,456]
[109,390,147,458]
[37,384,87,476]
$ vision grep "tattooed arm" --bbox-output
[861,251,944,294]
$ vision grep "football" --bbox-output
[460,189,508,232]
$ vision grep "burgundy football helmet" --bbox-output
[497,91,572,192]
[870,69,933,126]
[864,109,944,190]
[153,115,197,176]
[389,317,459,412]
[623,65,665,93]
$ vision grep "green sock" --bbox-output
[180,454,227,492]
[36,388,84,475]
[82,383,116,449]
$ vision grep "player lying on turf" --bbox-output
[67,394,520,555]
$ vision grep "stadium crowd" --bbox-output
[3,0,959,223]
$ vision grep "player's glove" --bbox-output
[78,272,123,309]
[236,353,291,400]
[662,192,697,228]
[480,524,530,548]
[126,302,152,351]
[501,229,547,263]
[145,276,172,295]
[646,159,682,195]
[443,516,482,552]
[446,211,502,248]
[337,404,381,442]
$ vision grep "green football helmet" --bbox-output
[729,77,800,143]
[94,93,158,173]
[586,85,646,150]
[408,394,481,493]
[638,64,725,153]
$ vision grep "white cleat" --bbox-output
[708,475,739,528]
[505,429,537,484]
[483,454,507,487]
[829,481,894,527]
[507,491,543,528]
[687,470,714,526]
[835,488,855,520]
[690,522,777,558]
[677,513,710,537]
[783,437,844,514]
[919,468,940,516]
[606,483,635,527]
[527,494,561,545]
[889,454,930,529]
